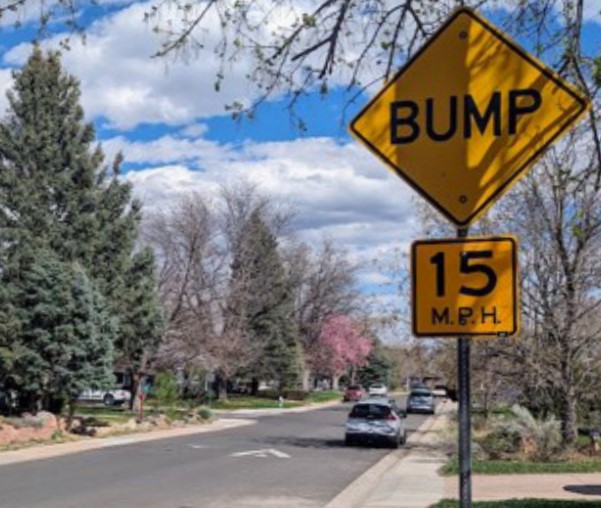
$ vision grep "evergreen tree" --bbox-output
[357,340,392,389]
[231,210,301,391]
[0,47,162,410]
[117,247,164,409]
[11,251,114,416]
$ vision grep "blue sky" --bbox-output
[0,0,598,325]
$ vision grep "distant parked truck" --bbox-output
[77,388,131,407]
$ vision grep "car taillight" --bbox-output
[385,413,397,421]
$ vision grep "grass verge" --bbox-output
[306,391,342,404]
[209,396,304,410]
[72,405,135,424]
[210,391,342,410]
[442,458,601,475]
[433,500,601,507]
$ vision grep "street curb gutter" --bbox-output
[323,412,444,508]
[0,418,255,467]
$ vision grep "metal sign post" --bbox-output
[457,226,471,508]
[458,335,472,507]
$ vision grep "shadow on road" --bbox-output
[258,435,408,450]
[258,436,346,449]
[564,485,601,496]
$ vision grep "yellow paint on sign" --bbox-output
[350,8,589,226]
[412,237,519,337]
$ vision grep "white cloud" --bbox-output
[4,1,256,129]
[179,123,208,138]
[119,136,419,259]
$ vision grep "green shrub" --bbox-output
[479,424,521,459]
[197,407,213,420]
[507,405,563,462]
[153,372,180,410]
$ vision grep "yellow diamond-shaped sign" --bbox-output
[350,7,590,226]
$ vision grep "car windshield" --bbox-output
[348,385,362,391]
[350,404,392,419]
[411,389,432,397]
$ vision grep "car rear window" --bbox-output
[350,404,392,419]
[410,389,432,397]
[348,385,362,391]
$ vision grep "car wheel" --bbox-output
[400,430,407,445]
[345,435,354,446]
[389,435,400,449]
[103,394,115,406]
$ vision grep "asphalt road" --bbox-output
[0,399,431,508]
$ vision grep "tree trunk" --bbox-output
[301,368,311,391]
[132,353,150,412]
[217,376,228,401]
[66,399,76,431]
[561,385,578,445]
[332,375,340,391]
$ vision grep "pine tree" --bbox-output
[0,47,162,411]
[117,247,164,409]
[231,210,301,391]
[11,250,114,416]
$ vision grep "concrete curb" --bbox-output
[324,409,445,508]
[213,398,345,417]
[0,418,255,467]
[0,397,343,466]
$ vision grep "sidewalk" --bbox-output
[330,402,601,508]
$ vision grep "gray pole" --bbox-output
[457,226,472,508]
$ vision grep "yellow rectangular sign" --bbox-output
[412,237,519,337]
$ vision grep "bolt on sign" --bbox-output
[349,7,590,226]
[412,237,518,337]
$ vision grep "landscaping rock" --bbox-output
[0,411,60,446]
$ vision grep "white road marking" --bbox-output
[230,448,290,458]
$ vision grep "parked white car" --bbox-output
[345,398,406,448]
[367,383,388,397]
[78,388,131,406]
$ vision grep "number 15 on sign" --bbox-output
[412,237,519,337]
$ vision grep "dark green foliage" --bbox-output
[152,371,180,409]
[9,251,114,410]
[232,210,301,390]
[479,427,522,459]
[117,247,164,372]
[0,47,162,413]
[357,340,392,387]
[0,47,102,265]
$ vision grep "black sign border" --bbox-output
[349,7,590,227]
[411,236,519,337]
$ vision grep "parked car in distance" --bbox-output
[432,385,448,398]
[368,383,388,397]
[406,387,435,414]
[345,398,406,448]
[343,385,365,402]
[78,388,131,407]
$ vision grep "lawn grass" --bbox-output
[209,391,342,410]
[433,500,601,507]
[306,390,342,404]
[209,396,304,410]
[442,458,601,475]
[72,405,135,424]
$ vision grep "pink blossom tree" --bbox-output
[312,315,373,390]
